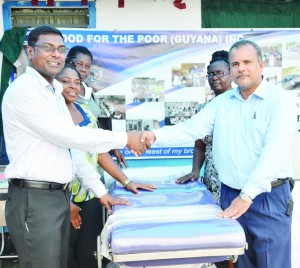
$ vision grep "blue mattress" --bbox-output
[100,178,246,267]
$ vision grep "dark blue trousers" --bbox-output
[221,182,292,268]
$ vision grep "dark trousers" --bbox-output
[221,182,292,268]
[67,198,104,268]
[5,183,70,268]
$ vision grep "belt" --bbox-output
[9,178,69,191]
[271,177,290,188]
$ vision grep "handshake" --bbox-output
[126,130,156,156]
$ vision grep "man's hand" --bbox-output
[126,131,149,156]
[218,196,251,220]
[70,202,82,229]
[176,171,199,184]
[99,193,130,214]
[125,182,156,194]
[140,131,156,148]
[112,149,128,168]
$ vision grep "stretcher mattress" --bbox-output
[100,170,246,267]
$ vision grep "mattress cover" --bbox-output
[111,179,207,195]
[100,174,246,267]
[111,180,218,212]
[110,206,245,254]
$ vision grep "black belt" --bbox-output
[9,178,69,191]
[271,177,291,188]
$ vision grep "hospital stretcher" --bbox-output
[98,167,246,268]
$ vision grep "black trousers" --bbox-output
[5,183,70,268]
[67,198,104,268]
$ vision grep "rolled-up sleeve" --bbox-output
[71,149,108,198]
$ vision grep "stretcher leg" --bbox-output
[229,255,238,263]
[0,226,5,255]
[97,235,102,268]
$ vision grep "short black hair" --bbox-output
[66,46,93,64]
[207,50,229,71]
[229,39,262,61]
[27,25,64,47]
[56,63,82,83]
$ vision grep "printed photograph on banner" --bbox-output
[111,119,126,132]
[126,102,165,122]
[284,41,300,67]
[263,67,282,86]
[85,64,103,92]
[260,43,282,67]
[164,83,205,103]
[285,90,300,132]
[297,92,300,132]
[280,67,300,90]
[126,119,157,131]
[131,77,165,103]
[171,63,205,88]
[95,95,126,119]
[165,101,198,126]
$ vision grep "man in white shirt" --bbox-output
[141,40,296,268]
[2,25,146,268]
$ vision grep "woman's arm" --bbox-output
[98,153,156,194]
[176,139,206,183]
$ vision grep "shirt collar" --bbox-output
[80,82,93,100]
[230,77,269,100]
[26,66,63,95]
[251,78,269,99]
[53,79,63,95]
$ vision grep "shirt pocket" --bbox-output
[252,118,268,141]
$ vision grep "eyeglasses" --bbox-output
[206,71,229,79]
[33,44,69,54]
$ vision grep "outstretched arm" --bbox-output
[140,130,156,148]
[110,149,128,168]
[71,149,130,214]
[99,193,130,215]
[126,130,150,156]
[98,153,156,194]
[176,139,206,183]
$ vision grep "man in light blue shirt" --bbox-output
[141,39,296,268]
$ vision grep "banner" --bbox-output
[58,29,300,158]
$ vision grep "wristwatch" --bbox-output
[239,192,253,205]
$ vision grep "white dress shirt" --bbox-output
[71,149,107,197]
[154,78,297,199]
[2,67,127,197]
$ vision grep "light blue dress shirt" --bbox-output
[154,78,297,199]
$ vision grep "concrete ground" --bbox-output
[0,258,19,268]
